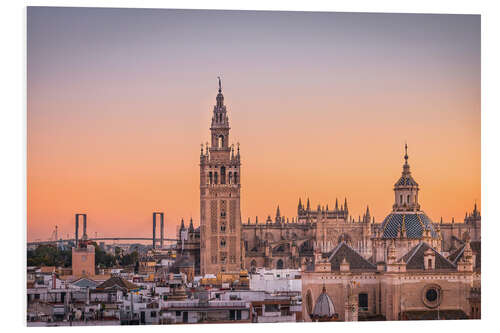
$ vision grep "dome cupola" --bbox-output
[311,285,336,321]
[393,144,420,212]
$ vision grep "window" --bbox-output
[422,285,441,308]
[214,172,218,184]
[220,238,226,248]
[220,223,226,232]
[228,172,232,184]
[407,195,410,203]
[428,258,433,269]
[221,166,226,184]
[265,304,280,313]
[234,172,238,184]
[358,293,368,311]
[151,311,157,318]
[209,172,212,184]
[218,135,224,148]
[426,289,438,302]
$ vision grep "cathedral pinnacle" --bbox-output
[215,76,224,109]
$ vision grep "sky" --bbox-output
[27,7,480,242]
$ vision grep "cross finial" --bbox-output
[404,142,408,163]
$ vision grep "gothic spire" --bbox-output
[216,76,224,108]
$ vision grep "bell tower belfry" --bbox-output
[200,77,242,275]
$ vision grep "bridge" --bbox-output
[28,212,177,248]
[27,237,177,247]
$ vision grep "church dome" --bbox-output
[380,211,438,239]
[381,145,439,239]
[311,286,336,320]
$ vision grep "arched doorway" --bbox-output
[276,259,284,269]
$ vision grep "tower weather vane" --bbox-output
[217,76,222,92]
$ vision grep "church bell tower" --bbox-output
[199,77,242,275]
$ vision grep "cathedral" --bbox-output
[175,81,481,296]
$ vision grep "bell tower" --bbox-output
[200,77,242,275]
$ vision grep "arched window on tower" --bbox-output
[218,135,224,148]
[209,172,213,185]
[234,172,238,184]
[214,172,218,184]
[221,166,226,184]
[400,194,403,204]
[407,195,410,204]
[228,172,232,184]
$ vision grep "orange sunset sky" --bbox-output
[27,8,480,241]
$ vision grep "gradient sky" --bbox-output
[27,7,480,242]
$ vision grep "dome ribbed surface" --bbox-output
[381,212,438,239]
[312,288,335,318]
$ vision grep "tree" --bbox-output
[27,245,72,267]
